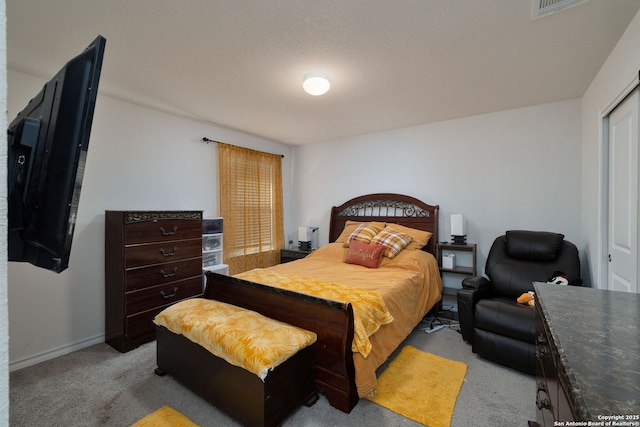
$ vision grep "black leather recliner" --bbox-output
[457,230,580,374]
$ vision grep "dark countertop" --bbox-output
[534,282,640,421]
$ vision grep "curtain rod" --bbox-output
[202,137,284,158]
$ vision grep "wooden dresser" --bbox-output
[534,286,574,425]
[533,282,640,425]
[105,210,203,352]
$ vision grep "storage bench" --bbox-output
[153,298,318,427]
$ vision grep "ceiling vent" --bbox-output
[532,0,589,20]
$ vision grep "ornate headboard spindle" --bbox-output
[329,193,439,256]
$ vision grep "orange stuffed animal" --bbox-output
[517,291,535,307]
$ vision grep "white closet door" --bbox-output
[608,88,639,293]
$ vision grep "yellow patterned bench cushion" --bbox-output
[154,298,317,381]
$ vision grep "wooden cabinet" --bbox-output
[105,210,203,352]
[534,302,573,426]
[280,248,311,263]
[532,282,640,425]
[436,243,476,275]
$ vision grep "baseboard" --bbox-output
[9,333,106,372]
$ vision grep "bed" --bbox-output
[172,193,442,414]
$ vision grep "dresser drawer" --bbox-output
[125,306,167,341]
[125,277,203,314]
[536,318,555,425]
[124,219,202,244]
[536,366,555,425]
[535,300,576,426]
[124,239,202,268]
[125,258,203,291]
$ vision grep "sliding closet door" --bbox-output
[607,88,639,293]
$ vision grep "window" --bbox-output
[218,143,283,274]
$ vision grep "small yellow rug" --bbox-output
[130,406,199,427]
[366,346,467,427]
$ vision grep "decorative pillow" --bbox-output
[345,223,384,247]
[344,240,385,268]
[385,223,433,250]
[370,228,413,258]
[335,221,386,243]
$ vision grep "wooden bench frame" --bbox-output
[155,324,317,427]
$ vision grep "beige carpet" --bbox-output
[10,328,535,426]
[131,405,199,427]
[366,346,467,427]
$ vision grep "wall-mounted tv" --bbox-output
[8,35,106,273]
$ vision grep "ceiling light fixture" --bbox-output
[303,73,330,96]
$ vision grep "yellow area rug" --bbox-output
[130,406,199,427]
[366,346,467,427]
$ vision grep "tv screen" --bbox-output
[8,35,106,273]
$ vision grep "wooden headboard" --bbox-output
[329,193,439,256]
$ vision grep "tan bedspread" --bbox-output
[236,269,394,357]
[239,242,442,397]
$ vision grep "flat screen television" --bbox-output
[8,35,106,273]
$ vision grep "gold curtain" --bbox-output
[218,143,284,275]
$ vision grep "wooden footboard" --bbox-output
[204,271,359,413]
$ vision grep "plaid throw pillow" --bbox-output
[346,223,384,247]
[370,228,413,258]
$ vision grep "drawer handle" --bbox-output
[159,247,178,257]
[160,287,178,299]
[536,382,550,410]
[160,226,178,236]
[160,267,178,278]
[536,396,551,410]
[535,346,547,359]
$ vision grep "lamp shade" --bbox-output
[298,226,309,242]
[451,214,466,236]
[303,73,330,96]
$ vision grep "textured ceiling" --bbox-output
[7,0,640,145]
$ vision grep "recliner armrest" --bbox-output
[462,275,490,290]
[458,278,493,344]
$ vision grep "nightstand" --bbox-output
[280,248,311,263]
[436,243,477,322]
[436,243,477,275]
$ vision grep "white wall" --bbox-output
[581,10,640,289]
[292,99,583,288]
[7,70,293,369]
